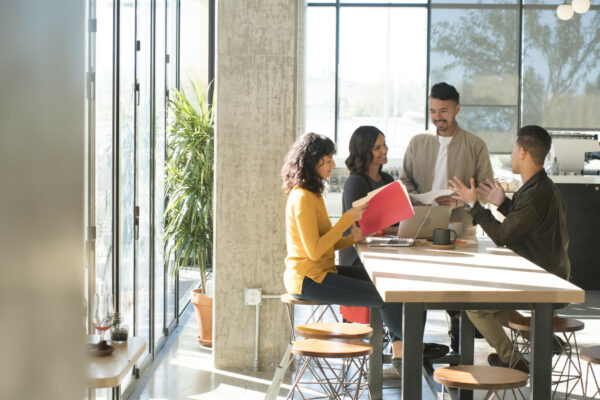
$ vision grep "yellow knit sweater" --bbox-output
[284,187,356,294]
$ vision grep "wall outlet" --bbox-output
[244,288,262,306]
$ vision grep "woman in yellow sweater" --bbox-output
[281,132,404,375]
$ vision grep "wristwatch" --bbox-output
[464,201,475,211]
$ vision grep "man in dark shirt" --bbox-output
[449,125,570,373]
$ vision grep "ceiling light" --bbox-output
[572,0,591,13]
[557,3,574,20]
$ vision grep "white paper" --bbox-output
[409,189,454,205]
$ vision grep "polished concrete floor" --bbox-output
[136,292,600,399]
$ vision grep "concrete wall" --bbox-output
[214,0,299,369]
[0,1,85,398]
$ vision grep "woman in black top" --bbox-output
[340,126,449,364]
[340,126,396,266]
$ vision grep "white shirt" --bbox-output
[431,135,453,190]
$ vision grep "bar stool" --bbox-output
[265,294,340,400]
[295,322,373,341]
[509,315,585,398]
[434,365,529,399]
[581,345,600,399]
[294,322,373,397]
[287,338,373,400]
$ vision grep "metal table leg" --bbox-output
[531,303,553,400]
[458,310,475,400]
[369,307,383,400]
[403,303,424,399]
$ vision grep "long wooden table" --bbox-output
[356,239,585,400]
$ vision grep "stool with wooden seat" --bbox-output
[292,322,373,398]
[287,338,373,400]
[509,315,585,398]
[295,322,373,341]
[434,365,529,399]
[581,345,600,399]
[265,294,341,400]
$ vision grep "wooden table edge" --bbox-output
[86,337,147,389]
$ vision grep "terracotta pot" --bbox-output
[191,288,213,347]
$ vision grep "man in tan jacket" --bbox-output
[400,82,494,353]
[401,82,494,237]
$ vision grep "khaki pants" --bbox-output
[466,310,524,364]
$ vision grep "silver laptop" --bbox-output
[367,205,451,247]
[397,205,452,240]
[367,206,434,247]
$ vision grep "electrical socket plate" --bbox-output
[244,288,262,306]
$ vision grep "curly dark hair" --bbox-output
[281,133,336,195]
[345,126,385,175]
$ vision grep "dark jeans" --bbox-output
[293,265,403,342]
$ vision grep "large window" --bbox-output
[522,8,600,129]
[338,7,427,159]
[306,1,600,157]
[430,4,519,153]
[85,0,212,398]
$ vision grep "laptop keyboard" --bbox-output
[387,237,414,246]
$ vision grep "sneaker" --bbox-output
[553,335,565,355]
[487,353,529,374]
[423,343,450,359]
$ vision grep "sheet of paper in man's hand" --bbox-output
[409,189,454,205]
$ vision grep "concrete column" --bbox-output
[214,0,299,369]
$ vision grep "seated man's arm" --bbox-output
[449,176,532,246]
[470,198,537,246]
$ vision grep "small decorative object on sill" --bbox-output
[110,312,129,342]
[89,340,114,357]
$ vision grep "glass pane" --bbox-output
[95,0,114,294]
[430,7,519,152]
[165,0,178,326]
[459,106,518,153]
[154,0,166,346]
[522,9,600,129]
[430,7,519,105]
[431,0,516,4]
[305,7,336,140]
[524,0,600,5]
[338,7,428,159]
[178,0,207,313]
[119,0,136,338]
[119,0,136,392]
[342,0,427,3]
[180,0,209,93]
[136,0,152,358]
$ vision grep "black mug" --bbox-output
[433,228,457,245]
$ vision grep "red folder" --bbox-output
[354,181,415,236]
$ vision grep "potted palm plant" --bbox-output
[164,81,214,347]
